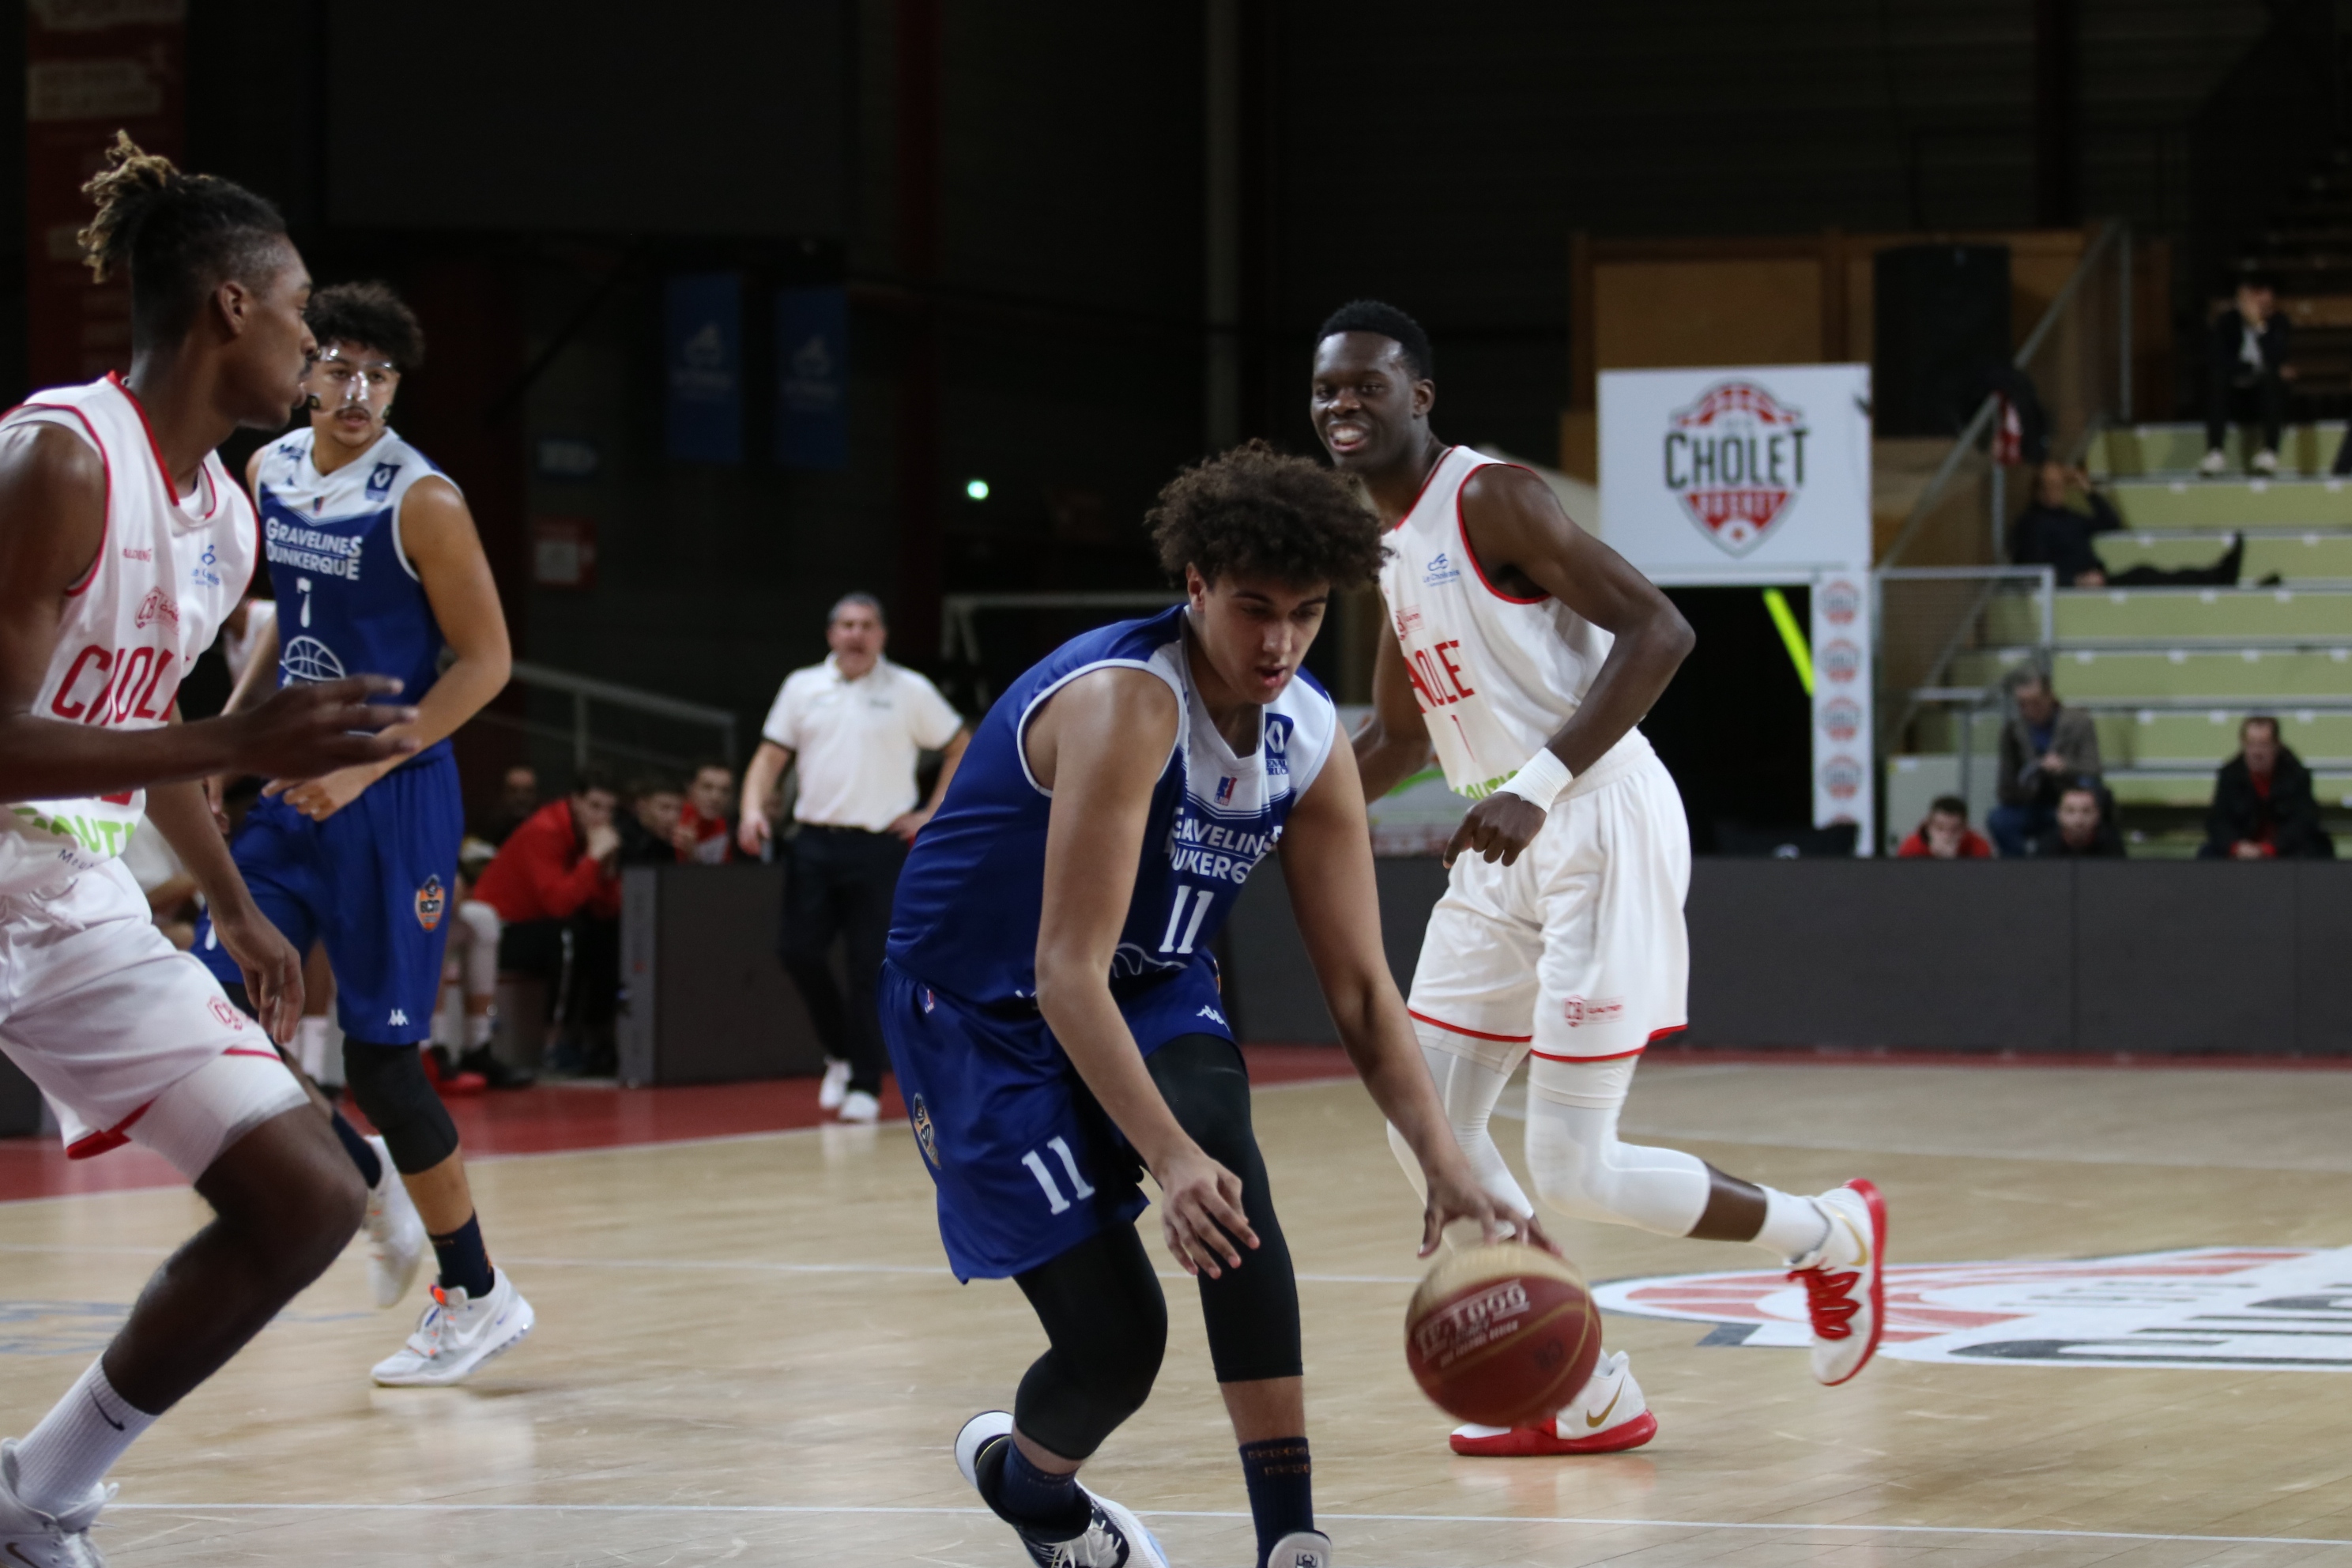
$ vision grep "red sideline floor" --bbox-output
[0,1045,1359,1204]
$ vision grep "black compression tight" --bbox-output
[1010,1033,1301,1461]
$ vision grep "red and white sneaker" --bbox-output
[1448,1350,1657,1457]
[1789,1178,1886,1385]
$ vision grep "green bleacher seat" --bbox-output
[2093,531,2352,581]
[2103,477,2352,528]
[2090,421,2346,476]
[1948,645,2352,698]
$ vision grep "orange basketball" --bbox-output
[1404,1243,1601,1427]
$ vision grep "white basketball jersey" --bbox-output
[1375,446,1635,799]
[0,375,257,896]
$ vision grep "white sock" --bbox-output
[14,1359,156,1515]
[1753,1187,1831,1261]
[466,1011,493,1050]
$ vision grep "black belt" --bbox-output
[797,822,893,837]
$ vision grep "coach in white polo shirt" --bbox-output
[739,594,969,1123]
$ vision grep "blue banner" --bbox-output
[774,285,848,470]
[665,272,743,464]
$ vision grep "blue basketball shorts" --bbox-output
[195,750,462,1046]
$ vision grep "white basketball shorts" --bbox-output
[1405,741,1691,1080]
[0,860,307,1177]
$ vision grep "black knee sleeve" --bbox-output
[1012,1225,1167,1461]
[1149,1034,1302,1384]
[342,1041,459,1174]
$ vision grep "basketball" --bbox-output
[1404,1243,1602,1427]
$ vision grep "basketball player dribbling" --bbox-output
[0,137,419,1563]
[1312,300,1886,1458]
[883,443,1528,1568]
[191,280,533,1385]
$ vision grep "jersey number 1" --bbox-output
[1159,885,1212,956]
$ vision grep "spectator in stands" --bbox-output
[473,770,624,1076]
[2203,277,2291,477]
[2011,462,2243,587]
[738,593,971,1123]
[2029,782,2126,858]
[484,763,542,846]
[618,774,687,865]
[2199,715,2337,860]
[677,761,737,865]
[1896,795,1993,860]
[1990,668,2101,858]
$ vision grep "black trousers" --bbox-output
[2206,373,2286,455]
[778,825,906,1095]
[499,914,620,1035]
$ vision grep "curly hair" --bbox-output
[307,281,426,370]
[1147,439,1386,591]
[77,132,288,348]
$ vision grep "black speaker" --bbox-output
[1872,244,2011,437]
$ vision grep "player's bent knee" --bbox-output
[1523,1113,1622,1222]
[342,1041,459,1174]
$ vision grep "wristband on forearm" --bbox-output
[1494,748,1574,812]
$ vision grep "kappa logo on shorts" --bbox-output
[1593,1246,2352,1371]
[207,998,245,1031]
[910,1094,940,1168]
[1561,995,1623,1027]
[415,875,447,931]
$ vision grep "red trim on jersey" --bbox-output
[12,401,114,597]
[1530,1044,1647,1063]
[1408,1005,1533,1044]
[223,1046,283,1061]
[1456,460,1551,606]
[66,1099,153,1159]
[1648,1023,1687,1043]
[107,371,220,522]
[1389,444,1458,533]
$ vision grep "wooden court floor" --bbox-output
[2,1056,2349,1566]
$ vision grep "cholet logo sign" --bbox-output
[1660,380,1810,557]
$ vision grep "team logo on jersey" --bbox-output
[1662,380,1809,557]
[1215,776,1235,805]
[208,998,246,1031]
[134,589,178,631]
[910,1095,940,1167]
[414,875,447,931]
[1422,550,1461,587]
[279,635,347,684]
[1560,995,1623,1027]
[366,462,401,499]
[1596,1246,2352,1370]
[191,541,222,590]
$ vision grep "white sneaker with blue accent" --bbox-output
[370,1268,534,1387]
[1267,1529,1335,1568]
[955,1410,1168,1568]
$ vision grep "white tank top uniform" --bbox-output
[0,375,306,1172]
[1375,446,1692,1072]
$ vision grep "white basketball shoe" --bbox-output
[839,1088,881,1124]
[955,1410,1169,1568]
[0,1441,108,1566]
[361,1136,426,1310]
[371,1268,535,1387]
[1447,1349,1657,1456]
[1267,1529,1335,1567]
[817,1057,851,1111]
[1788,1178,1887,1385]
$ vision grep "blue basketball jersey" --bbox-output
[888,605,1337,1039]
[253,427,454,763]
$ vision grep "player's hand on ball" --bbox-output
[1152,1141,1257,1279]
[1418,1163,1539,1258]
[1443,793,1548,868]
[212,903,304,1045]
[231,676,418,782]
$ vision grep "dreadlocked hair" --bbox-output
[77,131,288,347]
[1148,439,1388,591]
[307,281,426,371]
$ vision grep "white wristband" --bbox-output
[1495,748,1574,812]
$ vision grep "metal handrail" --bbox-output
[1880,221,2129,569]
[507,659,739,771]
[1879,564,2056,745]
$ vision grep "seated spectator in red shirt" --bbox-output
[474,771,624,1075]
[677,760,737,865]
[2028,783,2126,858]
[1896,795,1994,860]
[2199,715,2337,860]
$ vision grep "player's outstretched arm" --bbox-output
[1443,466,1695,868]
[1351,629,1433,802]
[1031,666,1257,1279]
[0,423,417,801]
[1280,740,1538,1257]
[265,475,510,821]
